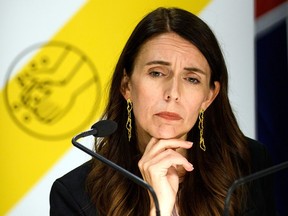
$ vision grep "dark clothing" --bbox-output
[241,138,276,216]
[50,138,276,216]
[50,160,97,216]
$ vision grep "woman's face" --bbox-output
[122,33,219,149]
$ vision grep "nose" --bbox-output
[164,78,180,102]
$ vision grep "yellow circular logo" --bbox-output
[4,41,101,139]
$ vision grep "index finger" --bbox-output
[143,137,193,156]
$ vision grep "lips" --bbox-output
[155,111,182,120]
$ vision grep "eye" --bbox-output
[149,71,164,77]
[185,77,200,84]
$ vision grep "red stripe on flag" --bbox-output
[255,0,286,18]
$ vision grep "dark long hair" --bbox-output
[86,7,251,216]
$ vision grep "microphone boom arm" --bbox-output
[223,160,288,216]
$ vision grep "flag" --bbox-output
[255,1,288,215]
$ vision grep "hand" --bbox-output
[138,138,194,216]
[21,80,74,124]
[17,47,95,124]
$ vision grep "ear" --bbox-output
[201,81,220,110]
[120,70,132,100]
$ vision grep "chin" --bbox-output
[153,130,187,140]
[152,127,184,140]
[153,134,176,140]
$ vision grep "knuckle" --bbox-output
[142,163,148,171]
[165,148,174,154]
[138,160,143,168]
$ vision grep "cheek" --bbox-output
[184,105,199,128]
[130,84,156,117]
[182,94,205,124]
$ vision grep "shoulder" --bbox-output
[50,160,98,216]
[242,137,276,216]
[56,160,92,189]
[246,137,272,172]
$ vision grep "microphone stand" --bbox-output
[72,128,161,216]
[223,160,288,216]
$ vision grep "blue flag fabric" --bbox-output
[256,11,288,216]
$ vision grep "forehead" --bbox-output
[134,33,210,71]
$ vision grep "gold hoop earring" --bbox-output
[198,109,206,151]
[126,99,133,142]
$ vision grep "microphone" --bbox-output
[71,120,161,216]
[223,160,288,216]
[76,119,118,138]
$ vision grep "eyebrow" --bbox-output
[183,67,206,75]
[146,60,170,66]
[145,60,207,75]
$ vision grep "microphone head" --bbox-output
[91,120,118,137]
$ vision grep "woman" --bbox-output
[50,7,275,216]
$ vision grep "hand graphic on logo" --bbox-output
[18,47,95,124]
[5,42,101,139]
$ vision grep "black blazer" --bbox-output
[50,138,276,216]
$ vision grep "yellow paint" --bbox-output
[0,0,210,214]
